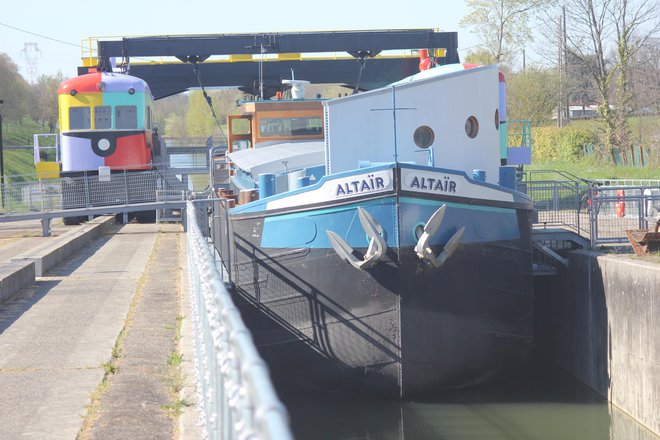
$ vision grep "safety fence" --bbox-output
[0,167,192,215]
[186,200,293,440]
[584,186,660,245]
[521,170,660,246]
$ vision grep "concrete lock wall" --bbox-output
[535,251,660,436]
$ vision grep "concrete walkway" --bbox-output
[86,229,179,439]
[0,223,200,439]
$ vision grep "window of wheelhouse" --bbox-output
[69,107,91,130]
[115,105,138,129]
[95,106,112,129]
[258,116,323,137]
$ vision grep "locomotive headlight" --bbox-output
[97,81,106,91]
[128,87,135,95]
[98,138,111,151]
[69,89,77,96]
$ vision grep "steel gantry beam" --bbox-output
[79,29,459,99]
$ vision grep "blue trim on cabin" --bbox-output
[231,163,396,214]
[232,162,532,216]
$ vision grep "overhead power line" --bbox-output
[0,21,79,48]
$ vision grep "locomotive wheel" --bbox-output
[63,216,84,226]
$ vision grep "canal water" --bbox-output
[278,361,657,440]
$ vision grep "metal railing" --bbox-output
[520,178,591,236]
[0,167,193,215]
[521,170,660,246]
[186,201,292,440]
[585,186,660,245]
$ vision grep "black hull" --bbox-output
[228,217,533,397]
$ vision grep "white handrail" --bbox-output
[186,201,293,440]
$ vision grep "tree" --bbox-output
[32,72,66,132]
[507,67,559,124]
[185,90,216,137]
[460,0,544,64]
[0,53,32,123]
[611,0,659,157]
[629,37,659,115]
[565,53,601,110]
[564,0,659,162]
[464,49,499,66]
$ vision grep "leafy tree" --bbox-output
[564,0,659,162]
[153,93,187,131]
[464,49,499,66]
[565,53,601,109]
[185,90,216,137]
[0,53,32,123]
[460,0,545,64]
[163,112,187,137]
[507,67,559,124]
[32,72,66,132]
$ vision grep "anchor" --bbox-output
[327,207,387,270]
[414,205,465,267]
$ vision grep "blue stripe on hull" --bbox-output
[398,196,520,247]
[261,195,523,249]
[262,197,398,248]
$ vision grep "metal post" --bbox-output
[224,200,232,283]
[83,171,91,208]
[391,86,399,164]
[41,218,52,237]
[0,100,5,208]
[123,169,129,203]
[575,182,582,235]
[589,188,597,247]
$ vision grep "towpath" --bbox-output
[0,222,201,439]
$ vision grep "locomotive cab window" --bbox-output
[95,106,112,129]
[69,107,91,130]
[115,105,138,129]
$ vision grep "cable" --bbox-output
[191,60,228,144]
[0,21,79,48]
[354,56,367,94]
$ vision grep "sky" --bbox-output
[0,0,481,81]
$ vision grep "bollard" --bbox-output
[294,176,310,189]
[287,170,305,190]
[239,189,259,204]
[499,166,516,189]
[472,169,486,182]
[258,174,276,199]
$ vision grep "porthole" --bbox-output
[494,109,500,130]
[465,116,479,139]
[413,125,435,148]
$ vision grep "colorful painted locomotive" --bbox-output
[57,72,156,174]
